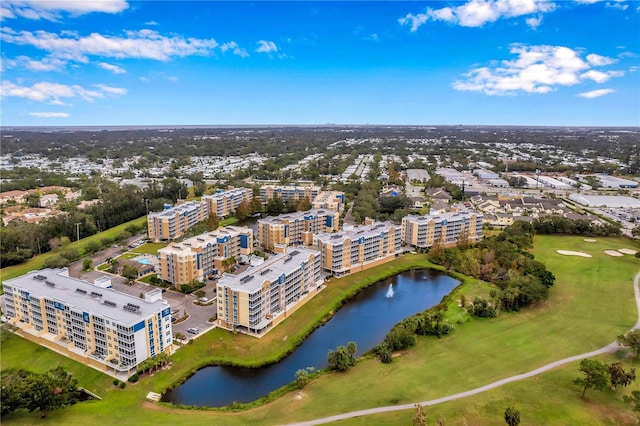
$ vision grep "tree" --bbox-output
[624,390,640,418]
[205,213,219,231]
[607,362,636,391]
[504,407,521,426]
[413,404,427,426]
[122,265,138,280]
[618,330,640,358]
[82,258,93,271]
[327,342,357,372]
[297,196,312,212]
[573,359,609,398]
[294,367,315,389]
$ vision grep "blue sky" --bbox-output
[1,1,638,126]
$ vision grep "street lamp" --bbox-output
[75,222,81,245]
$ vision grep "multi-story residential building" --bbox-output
[157,226,254,289]
[257,209,340,251]
[401,211,483,249]
[260,184,321,205]
[216,247,323,335]
[313,221,402,276]
[202,187,252,218]
[147,200,207,242]
[3,268,172,377]
[312,191,345,212]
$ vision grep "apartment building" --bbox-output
[3,268,172,377]
[157,226,254,289]
[260,184,321,204]
[257,209,340,251]
[401,211,483,249]
[147,200,207,242]
[313,221,402,276]
[216,247,323,335]
[312,190,345,212]
[202,187,252,218]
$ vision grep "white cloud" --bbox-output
[29,111,69,118]
[525,15,543,29]
[220,41,249,58]
[145,21,158,26]
[94,84,127,95]
[1,0,128,21]
[256,40,278,53]
[1,80,126,104]
[586,53,616,66]
[452,44,625,95]
[399,0,556,30]
[579,88,615,98]
[607,2,629,10]
[98,62,126,74]
[3,55,66,71]
[0,27,219,62]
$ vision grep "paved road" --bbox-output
[286,272,640,426]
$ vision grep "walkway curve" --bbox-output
[285,272,640,426]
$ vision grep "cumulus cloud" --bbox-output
[1,80,126,104]
[255,40,278,53]
[399,0,556,30]
[98,62,126,74]
[0,27,219,62]
[220,41,249,58]
[3,55,66,71]
[1,0,128,21]
[525,15,543,29]
[579,88,615,98]
[452,44,623,95]
[29,111,70,118]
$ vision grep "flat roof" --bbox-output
[202,187,250,200]
[404,210,481,224]
[4,269,168,326]
[218,247,319,293]
[159,226,252,255]
[314,221,398,244]
[569,194,640,208]
[259,209,334,225]
[148,200,203,218]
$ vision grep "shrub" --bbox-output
[119,382,126,389]
[44,255,70,269]
[127,373,139,383]
[375,342,393,364]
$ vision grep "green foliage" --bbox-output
[624,390,640,417]
[618,329,640,358]
[467,297,498,318]
[82,258,93,271]
[384,322,417,351]
[127,373,139,383]
[0,366,78,418]
[374,342,393,364]
[121,265,138,280]
[416,309,453,337]
[294,367,315,389]
[574,359,609,398]
[327,342,357,372]
[504,407,521,426]
[43,255,70,269]
[533,216,621,237]
[606,362,635,391]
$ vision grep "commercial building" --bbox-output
[147,200,207,242]
[3,268,172,377]
[260,184,321,204]
[257,209,340,251]
[216,247,323,335]
[202,187,252,218]
[401,211,483,249]
[312,191,345,212]
[313,221,402,276]
[157,226,254,289]
[569,194,640,209]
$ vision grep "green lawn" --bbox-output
[0,216,147,285]
[131,242,166,255]
[2,235,640,425]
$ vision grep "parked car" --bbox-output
[187,327,200,334]
[198,297,208,303]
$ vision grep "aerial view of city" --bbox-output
[1,1,639,425]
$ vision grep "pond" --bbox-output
[163,268,458,407]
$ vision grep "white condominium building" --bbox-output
[157,226,254,289]
[202,187,252,218]
[313,221,402,276]
[401,211,483,249]
[147,200,207,242]
[216,247,323,335]
[3,268,172,377]
[257,209,340,251]
[312,191,345,212]
[260,184,321,204]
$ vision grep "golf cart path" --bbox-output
[286,272,640,426]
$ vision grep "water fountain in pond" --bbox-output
[385,284,394,298]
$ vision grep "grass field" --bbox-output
[2,235,640,425]
[131,242,166,255]
[0,216,147,285]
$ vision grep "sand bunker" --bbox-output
[557,250,592,258]
[604,250,624,257]
[584,238,597,243]
[619,248,638,255]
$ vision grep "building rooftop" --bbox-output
[159,226,252,255]
[259,209,333,225]
[404,210,481,224]
[218,246,319,293]
[4,269,168,326]
[148,200,203,218]
[202,187,250,201]
[314,221,397,244]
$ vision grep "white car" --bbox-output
[187,327,200,334]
